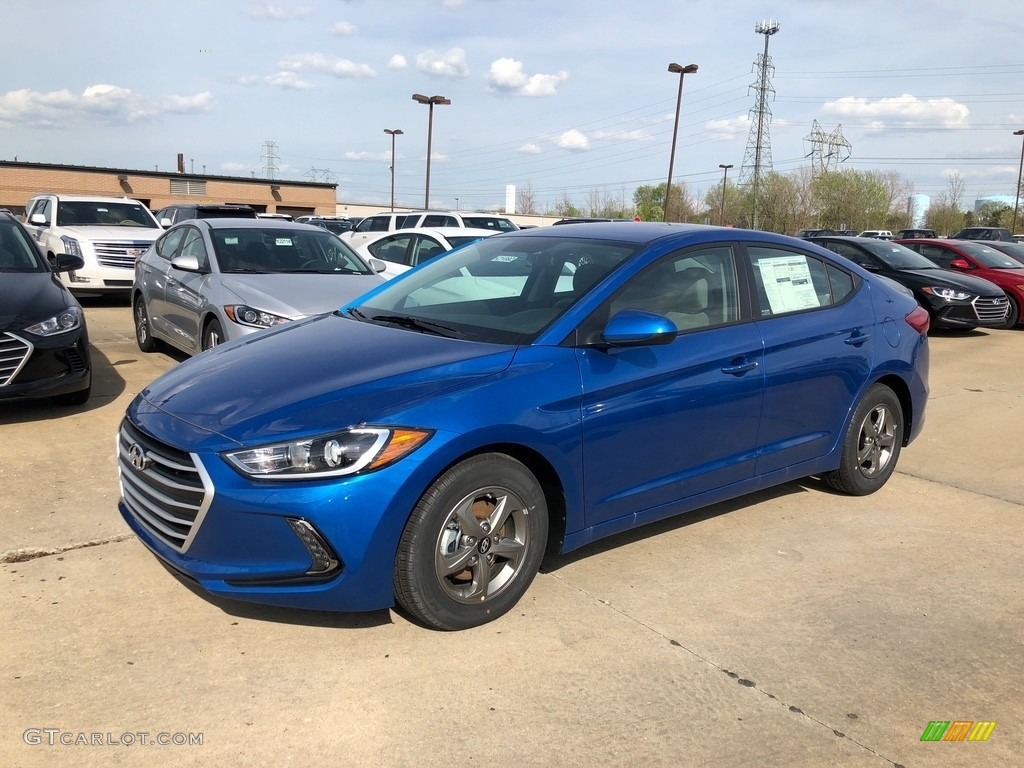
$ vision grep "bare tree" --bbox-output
[516,183,538,215]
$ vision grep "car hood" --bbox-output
[60,225,160,240]
[0,272,72,329]
[897,268,1004,295]
[134,313,514,446]
[215,273,384,318]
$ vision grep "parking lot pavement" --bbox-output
[2,304,1022,768]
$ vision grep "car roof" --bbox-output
[37,194,145,204]
[179,218,322,231]
[505,222,811,248]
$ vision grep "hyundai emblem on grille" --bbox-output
[128,443,151,471]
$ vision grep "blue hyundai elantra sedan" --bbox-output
[118,223,929,630]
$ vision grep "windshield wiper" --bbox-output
[368,313,462,338]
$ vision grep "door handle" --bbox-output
[721,360,758,375]
[844,333,871,346]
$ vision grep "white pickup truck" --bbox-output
[24,193,163,295]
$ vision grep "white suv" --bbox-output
[24,194,163,294]
[343,210,518,247]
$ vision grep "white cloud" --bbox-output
[415,48,469,78]
[237,72,313,90]
[486,58,567,97]
[344,151,390,162]
[705,115,749,141]
[0,85,214,128]
[592,128,652,142]
[279,53,376,78]
[388,54,408,70]
[248,3,313,19]
[557,130,589,151]
[329,21,356,35]
[823,94,970,128]
[518,143,542,154]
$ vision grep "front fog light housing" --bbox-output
[286,518,340,575]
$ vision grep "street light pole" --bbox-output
[664,63,698,222]
[1012,129,1024,235]
[718,164,733,226]
[384,128,403,212]
[412,93,451,209]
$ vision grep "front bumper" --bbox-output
[0,330,91,401]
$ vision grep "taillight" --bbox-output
[905,305,930,334]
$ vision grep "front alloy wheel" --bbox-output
[394,454,548,630]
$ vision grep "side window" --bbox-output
[368,216,391,232]
[370,234,413,265]
[608,246,739,331]
[155,228,187,260]
[421,215,457,228]
[918,244,954,268]
[177,228,210,271]
[747,247,854,318]
[411,236,446,266]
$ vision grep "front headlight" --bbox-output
[60,236,82,258]
[24,306,83,336]
[223,427,432,479]
[921,286,972,301]
[223,305,291,329]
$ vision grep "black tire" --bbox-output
[134,296,159,353]
[825,384,904,496]
[202,319,224,351]
[394,453,548,630]
[1004,297,1020,329]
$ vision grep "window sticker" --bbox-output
[224,237,239,245]
[756,255,821,313]
[275,238,294,246]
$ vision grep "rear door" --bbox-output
[743,244,873,474]
[161,226,211,351]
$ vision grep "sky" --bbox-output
[1,0,1023,214]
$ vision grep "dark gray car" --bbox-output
[132,219,386,355]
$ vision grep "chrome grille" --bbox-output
[974,296,1009,323]
[93,240,152,269]
[0,332,33,386]
[117,419,212,552]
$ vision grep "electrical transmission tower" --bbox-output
[739,19,780,229]
[262,140,279,180]
[305,167,338,183]
[803,120,852,179]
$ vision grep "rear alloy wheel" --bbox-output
[394,453,548,630]
[134,297,159,353]
[202,319,224,351]
[826,384,904,496]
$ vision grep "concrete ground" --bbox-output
[1,298,1021,768]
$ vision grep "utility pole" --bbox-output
[739,20,780,230]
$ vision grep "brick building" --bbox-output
[0,160,337,218]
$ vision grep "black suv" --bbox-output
[895,228,937,239]
[154,203,257,226]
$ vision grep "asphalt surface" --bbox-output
[2,297,1021,768]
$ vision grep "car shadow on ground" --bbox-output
[0,344,125,425]
[542,478,831,573]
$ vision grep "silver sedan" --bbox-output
[132,218,386,355]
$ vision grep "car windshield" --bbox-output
[987,242,1024,263]
[56,201,158,228]
[0,221,47,272]
[952,242,1023,269]
[210,227,374,275]
[350,235,638,344]
[859,239,940,270]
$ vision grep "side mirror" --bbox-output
[50,253,86,273]
[29,213,47,226]
[159,217,172,228]
[602,309,677,347]
[170,254,202,272]
[368,258,388,274]
[857,261,880,272]
[949,259,972,270]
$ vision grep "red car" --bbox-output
[896,238,1024,328]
